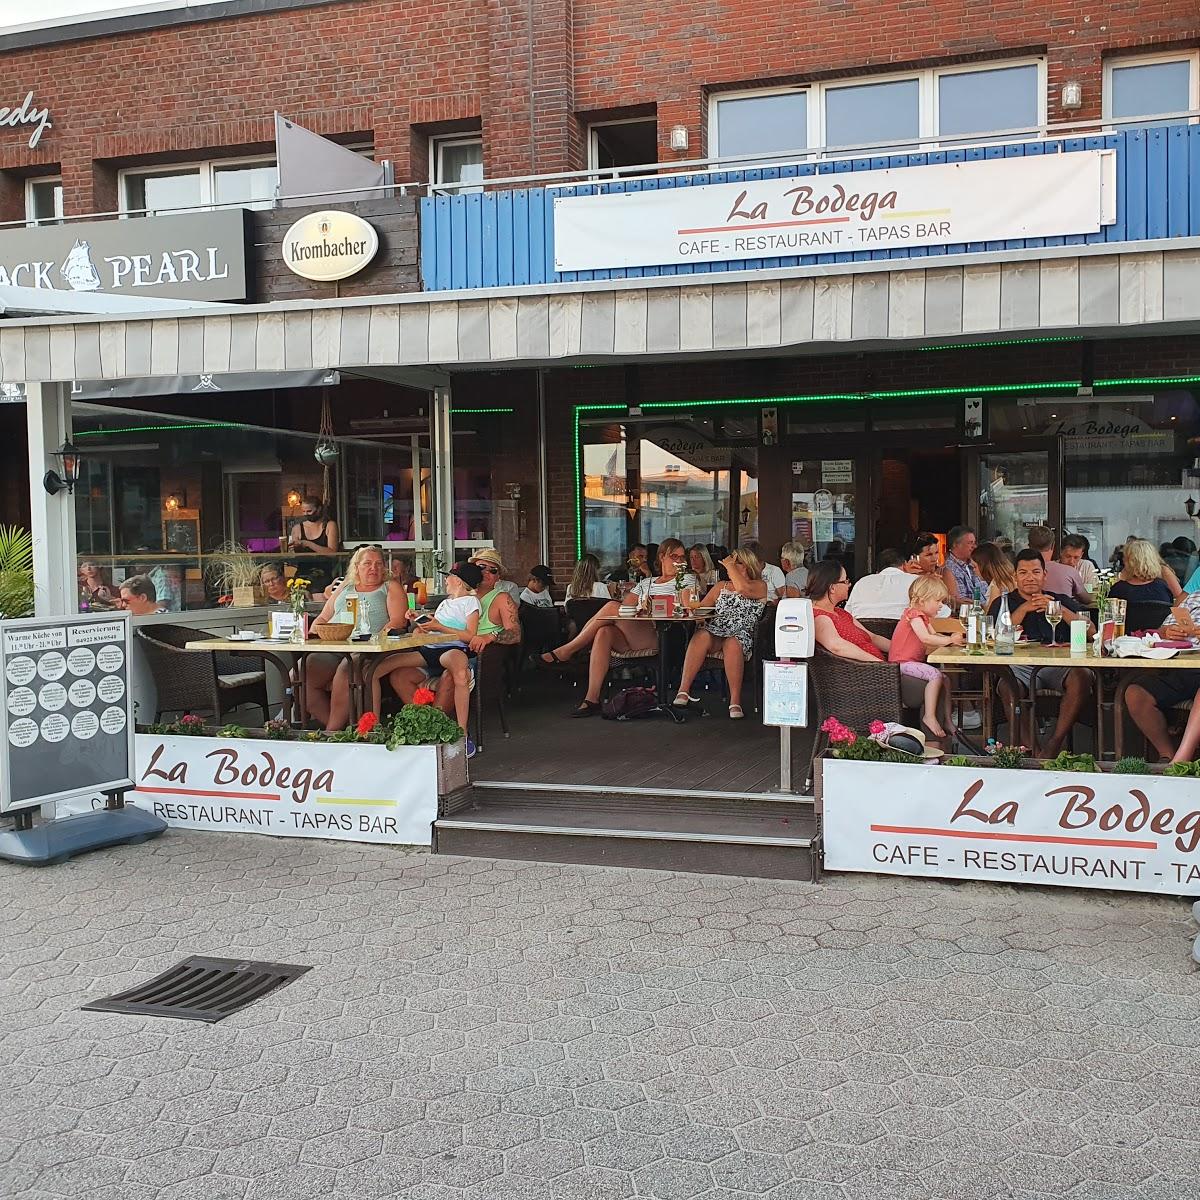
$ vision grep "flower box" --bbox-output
[816,754,1200,895]
[67,733,468,846]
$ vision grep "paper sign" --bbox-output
[763,661,808,727]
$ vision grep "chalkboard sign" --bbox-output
[0,614,135,813]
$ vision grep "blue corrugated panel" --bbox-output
[417,123,1200,291]
[465,193,483,290]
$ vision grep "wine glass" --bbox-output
[1044,598,1062,644]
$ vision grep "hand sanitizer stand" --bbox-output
[763,599,814,793]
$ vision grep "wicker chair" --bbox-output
[135,624,270,724]
[471,641,518,752]
[564,597,609,634]
[805,647,913,790]
[700,604,774,714]
[518,601,565,675]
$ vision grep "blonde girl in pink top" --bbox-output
[888,574,964,741]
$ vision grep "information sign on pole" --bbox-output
[762,660,808,728]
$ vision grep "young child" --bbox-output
[520,565,555,607]
[382,562,483,710]
[888,574,964,742]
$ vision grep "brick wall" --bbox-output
[2,0,1196,219]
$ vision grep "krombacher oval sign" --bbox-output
[282,210,379,282]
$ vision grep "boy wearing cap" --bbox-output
[520,565,555,608]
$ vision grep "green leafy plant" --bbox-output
[943,755,977,768]
[218,723,248,739]
[386,702,463,748]
[0,525,34,619]
[1164,761,1196,778]
[263,718,294,740]
[1042,750,1097,773]
[327,727,362,743]
[1112,756,1152,775]
[302,729,324,743]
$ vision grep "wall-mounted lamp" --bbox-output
[43,439,82,496]
[1060,80,1083,110]
[740,506,751,526]
[164,493,183,512]
[286,488,303,509]
[1186,497,1196,519]
[669,125,689,152]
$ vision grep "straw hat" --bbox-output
[470,548,506,573]
[874,723,943,760]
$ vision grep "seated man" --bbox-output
[987,549,1093,758]
[1124,590,1200,761]
[118,574,167,616]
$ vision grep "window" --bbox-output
[120,157,277,216]
[432,136,484,191]
[937,63,1040,139]
[1105,52,1199,125]
[25,176,63,226]
[713,91,807,160]
[710,59,1044,159]
[587,119,658,173]
[825,77,919,149]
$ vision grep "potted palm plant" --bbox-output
[0,526,35,618]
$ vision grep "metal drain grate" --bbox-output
[83,956,311,1023]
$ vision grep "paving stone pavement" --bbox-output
[2,831,1198,1200]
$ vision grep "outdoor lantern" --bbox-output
[1060,81,1083,111]
[43,439,83,496]
[669,125,689,152]
[1186,497,1196,519]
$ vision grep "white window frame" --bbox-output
[430,134,484,191]
[118,154,278,216]
[1102,49,1200,125]
[709,57,1047,159]
[24,174,63,226]
[586,116,659,172]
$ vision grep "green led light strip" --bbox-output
[75,422,246,437]
[451,407,516,414]
[570,372,1200,557]
[918,335,1081,352]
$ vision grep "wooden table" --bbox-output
[186,631,462,725]
[930,642,1200,757]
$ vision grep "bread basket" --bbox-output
[313,622,354,642]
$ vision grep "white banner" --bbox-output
[60,734,446,845]
[554,151,1116,272]
[822,759,1200,895]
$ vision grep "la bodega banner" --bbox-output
[822,759,1200,896]
[554,150,1116,272]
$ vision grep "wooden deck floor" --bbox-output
[470,675,816,795]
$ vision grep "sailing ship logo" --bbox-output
[59,240,102,291]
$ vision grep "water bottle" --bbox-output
[994,592,1015,656]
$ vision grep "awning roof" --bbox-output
[0,284,222,319]
[2,239,1200,385]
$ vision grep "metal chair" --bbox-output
[135,624,270,724]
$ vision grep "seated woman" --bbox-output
[687,544,718,592]
[566,553,612,601]
[972,542,1016,610]
[1111,538,1177,621]
[542,537,697,717]
[672,548,768,719]
[258,563,291,605]
[305,545,408,731]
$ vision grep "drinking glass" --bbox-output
[1044,598,1062,643]
[1109,597,1127,639]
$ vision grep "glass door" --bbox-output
[968,439,1064,549]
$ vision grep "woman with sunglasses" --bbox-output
[541,538,697,717]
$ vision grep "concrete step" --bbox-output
[434,782,817,880]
